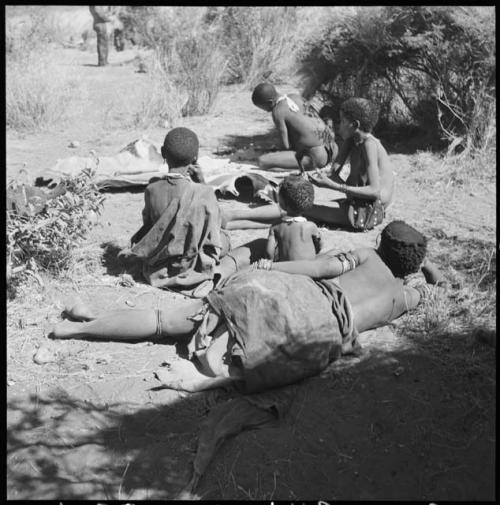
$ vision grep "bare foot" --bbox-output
[50,319,81,339]
[154,360,203,391]
[63,300,95,321]
[154,360,234,392]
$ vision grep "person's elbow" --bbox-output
[366,184,381,201]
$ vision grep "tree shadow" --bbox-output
[100,185,146,194]
[100,241,144,282]
[7,336,495,500]
[219,127,280,161]
[375,123,447,155]
[6,389,212,499]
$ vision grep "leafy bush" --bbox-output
[7,170,105,284]
[299,6,496,151]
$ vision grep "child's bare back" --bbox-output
[272,93,325,152]
[268,218,321,261]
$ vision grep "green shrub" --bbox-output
[7,170,105,284]
[299,6,496,151]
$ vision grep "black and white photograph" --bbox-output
[6,5,496,500]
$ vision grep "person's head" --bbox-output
[339,98,378,140]
[251,82,279,112]
[161,127,199,169]
[378,220,428,278]
[278,175,315,216]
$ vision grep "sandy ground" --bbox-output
[6,42,496,500]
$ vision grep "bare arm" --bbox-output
[421,259,448,286]
[271,249,363,279]
[310,139,381,200]
[331,138,353,174]
[272,108,291,150]
[310,223,323,254]
[266,226,277,260]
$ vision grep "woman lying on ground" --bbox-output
[51,221,446,393]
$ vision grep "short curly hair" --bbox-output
[161,127,199,167]
[340,98,379,132]
[379,220,428,278]
[251,82,278,107]
[279,175,315,216]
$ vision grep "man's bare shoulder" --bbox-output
[288,93,305,108]
[272,102,292,121]
[352,247,377,264]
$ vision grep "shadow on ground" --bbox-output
[220,128,280,158]
[7,340,495,500]
[100,241,145,282]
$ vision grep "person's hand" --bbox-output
[308,170,335,188]
[187,164,205,183]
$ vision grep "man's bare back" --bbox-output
[333,248,407,331]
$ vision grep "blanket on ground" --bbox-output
[128,177,230,290]
[206,270,360,393]
[37,138,282,203]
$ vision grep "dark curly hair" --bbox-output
[161,127,199,167]
[279,175,315,216]
[379,220,428,278]
[251,82,278,107]
[340,98,379,132]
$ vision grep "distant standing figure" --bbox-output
[89,5,112,66]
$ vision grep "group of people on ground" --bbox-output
[51,83,446,394]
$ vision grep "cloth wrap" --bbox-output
[129,176,230,289]
[204,270,360,393]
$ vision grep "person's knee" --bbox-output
[300,155,315,171]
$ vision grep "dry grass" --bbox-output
[125,58,187,129]
[6,51,82,131]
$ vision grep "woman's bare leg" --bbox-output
[304,203,351,228]
[223,204,284,224]
[259,151,299,171]
[224,220,271,230]
[50,299,204,341]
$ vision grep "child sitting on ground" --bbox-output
[266,174,323,261]
[123,127,230,293]
[251,82,338,172]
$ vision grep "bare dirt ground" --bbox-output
[6,44,496,500]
